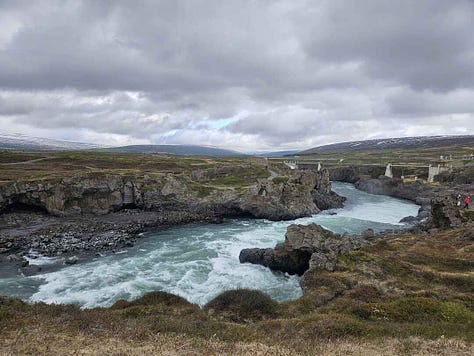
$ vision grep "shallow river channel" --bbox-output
[0,182,419,308]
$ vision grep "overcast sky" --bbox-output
[0,0,473,151]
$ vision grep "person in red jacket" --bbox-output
[465,195,471,209]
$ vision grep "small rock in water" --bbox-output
[65,256,79,265]
[21,265,42,276]
[399,215,418,224]
[6,254,21,262]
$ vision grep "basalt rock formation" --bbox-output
[355,176,474,228]
[0,169,340,221]
[0,167,344,257]
[311,168,346,210]
[328,166,384,183]
[435,166,474,185]
[328,166,362,183]
[239,223,370,275]
[355,177,431,201]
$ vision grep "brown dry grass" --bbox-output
[1,330,473,355]
[1,168,474,355]
[1,228,473,354]
[0,150,266,184]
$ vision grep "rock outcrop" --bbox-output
[239,173,318,221]
[355,176,474,228]
[354,177,434,225]
[355,176,431,201]
[328,165,384,183]
[239,223,370,275]
[0,168,342,222]
[328,166,361,183]
[0,168,346,257]
[430,197,464,229]
[312,169,346,209]
[435,166,474,185]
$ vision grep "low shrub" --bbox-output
[352,297,474,323]
[346,284,386,303]
[204,289,278,322]
[111,291,194,309]
[272,176,289,185]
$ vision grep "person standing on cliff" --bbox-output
[465,195,471,209]
[457,193,462,206]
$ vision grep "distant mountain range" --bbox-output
[2,133,473,157]
[99,145,246,157]
[255,150,301,157]
[299,135,474,155]
[0,133,247,157]
[0,133,101,151]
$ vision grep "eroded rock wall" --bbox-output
[0,168,342,222]
[240,223,370,275]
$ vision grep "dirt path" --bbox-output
[268,169,279,181]
[0,157,52,166]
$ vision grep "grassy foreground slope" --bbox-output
[1,225,472,355]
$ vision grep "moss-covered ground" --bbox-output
[1,225,473,354]
[0,150,275,189]
[297,145,474,167]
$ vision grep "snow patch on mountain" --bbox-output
[0,132,102,150]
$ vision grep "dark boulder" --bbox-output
[20,264,42,276]
[431,197,463,229]
[239,245,311,275]
[312,191,345,210]
[65,256,79,265]
[399,216,418,224]
[329,166,360,183]
[239,223,370,276]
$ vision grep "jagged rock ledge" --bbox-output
[239,223,371,276]
[329,166,474,229]
[0,168,345,260]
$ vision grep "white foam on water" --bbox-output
[330,183,419,225]
[1,182,419,308]
[23,250,61,266]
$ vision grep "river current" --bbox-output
[0,182,419,308]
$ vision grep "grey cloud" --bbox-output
[385,88,474,116]
[298,0,474,92]
[0,0,473,150]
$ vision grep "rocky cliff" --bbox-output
[354,176,474,228]
[240,223,370,275]
[0,167,345,258]
[0,168,341,221]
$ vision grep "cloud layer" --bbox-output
[1,0,473,151]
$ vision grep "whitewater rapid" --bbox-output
[0,182,419,308]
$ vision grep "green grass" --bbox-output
[209,166,270,187]
[0,150,268,184]
[0,151,47,163]
[406,255,474,273]
[351,297,473,323]
[272,176,289,184]
[187,183,216,197]
[297,145,474,168]
[1,148,474,352]
[204,289,278,322]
